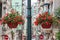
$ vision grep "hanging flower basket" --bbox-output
[7,22,18,28]
[41,22,51,28]
[1,9,24,28]
[34,12,58,28]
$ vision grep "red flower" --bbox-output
[18,22,23,24]
[14,18,17,22]
[48,16,52,20]
[2,20,7,23]
[15,16,19,19]
[42,17,46,20]
[45,12,48,15]
[39,34,44,39]
[38,14,42,18]
[45,22,49,25]
[34,20,39,26]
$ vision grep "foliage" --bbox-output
[34,12,58,26]
[54,7,60,25]
[1,9,24,25]
[11,31,14,34]
[55,7,60,17]
[56,31,60,40]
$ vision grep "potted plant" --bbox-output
[34,12,58,28]
[1,9,24,28]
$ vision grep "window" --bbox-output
[12,0,22,14]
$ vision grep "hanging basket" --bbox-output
[7,22,18,28]
[41,22,51,28]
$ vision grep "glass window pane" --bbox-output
[12,0,22,14]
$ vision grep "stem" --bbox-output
[12,33,13,40]
[11,30,14,40]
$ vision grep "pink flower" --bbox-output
[38,14,42,18]
[11,9,16,13]
[2,16,5,20]
[5,13,8,16]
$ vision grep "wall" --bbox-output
[54,0,60,10]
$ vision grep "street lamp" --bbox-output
[27,0,32,40]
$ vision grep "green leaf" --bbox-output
[56,31,60,40]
